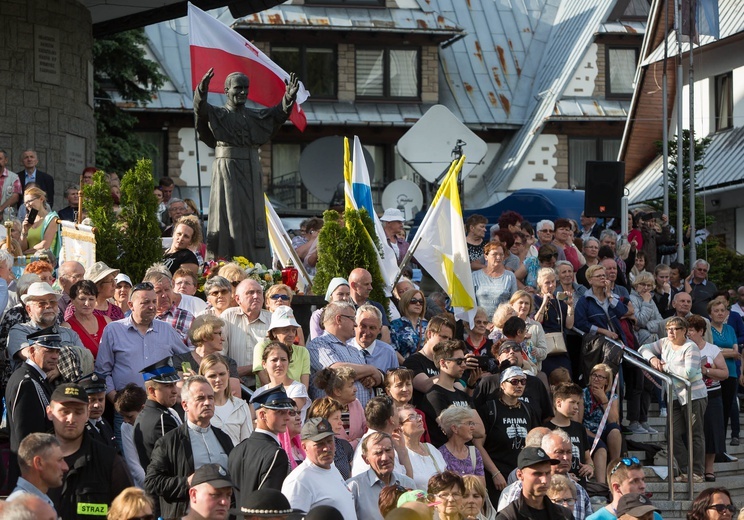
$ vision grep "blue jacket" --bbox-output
[574,291,628,344]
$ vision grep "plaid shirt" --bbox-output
[498,478,592,520]
[156,304,194,345]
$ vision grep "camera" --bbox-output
[556,292,569,301]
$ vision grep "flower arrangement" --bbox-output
[198,256,282,293]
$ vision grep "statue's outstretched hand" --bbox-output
[285,72,299,102]
[198,68,215,92]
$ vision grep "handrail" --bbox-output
[572,328,695,499]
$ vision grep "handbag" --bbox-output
[545,332,568,355]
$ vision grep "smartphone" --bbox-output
[181,362,192,374]
[556,291,569,301]
[475,356,491,369]
[28,208,39,225]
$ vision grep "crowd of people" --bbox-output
[0,162,743,520]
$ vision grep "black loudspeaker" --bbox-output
[584,161,625,218]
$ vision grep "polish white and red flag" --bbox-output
[188,2,310,131]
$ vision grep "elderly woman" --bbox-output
[253,306,310,388]
[462,474,496,520]
[576,237,600,288]
[163,214,202,275]
[309,277,350,340]
[202,276,237,315]
[24,260,54,285]
[546,473,577,513]
[639,317,708,483]
[20,186,59,256]
[510,290,547,370]
[534,267,574,377]
[399,403,446,489]
[437,405,485,487]
[473,241,518,318]
[630,272,664,345]
[466,214,489,271]
[391,288,428,361]
[518,244,559,291]
[428,471,466,520]
[199,353,252,445]
[688,314,728,481]
[574,264,627,342]
[578,363,622,462]
[555,260,586,298]
[463,307,494,364]
[64,261,124,321]
[306,396,355,479]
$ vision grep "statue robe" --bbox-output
[194,89,290,263]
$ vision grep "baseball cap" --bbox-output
[190,464,237,490]
[517,446,559,470]
[114,273,133,287]
[616,493,659,518]
[50,383,89,405]
[301,417,335,442]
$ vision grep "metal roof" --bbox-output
[551,97,630,119]
[234,5,462,35]
[598,20,646,34]
[643,0,744,65]
[627,126,744,203]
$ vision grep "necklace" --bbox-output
[499,396,521,409]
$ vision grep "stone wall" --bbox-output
[0,0,95,209]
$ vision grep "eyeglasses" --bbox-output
[707,505,737,514]
[539,229,554,234]
[409,298,424,305]
[31,299,58,308]
[131,282,154,295]
[458,421,476,427]
[339,314,357,326]
[24,196,40,205]
[590,373,608,381]
[591,274,607,279]
[506,378,527,386]
[437,492,463,500]
[666,327,684,332]
[402,414,423,424]
[551,498,576,507]
[287,410,300,417]
[474,320,490,326]
[445,357,466,365]
[609,457,641,476]
[270,294,290,301]
[208,289,230,297]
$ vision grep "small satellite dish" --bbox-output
[382,180,424,221]
[397,105,488,184]
[299,136,375,203]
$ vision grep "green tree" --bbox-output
[118,159,163,282]
[93,29,165,172]
[314,209,389,313]
[653,130,714,232]
[82,171,120,266]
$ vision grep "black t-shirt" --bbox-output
[163,248,199,275]
[473,373,552,423]
[526,503,551,520]
[403,352,439,406]
[479,398,537,476]
[418,385,472,447]
[546,419,588,476]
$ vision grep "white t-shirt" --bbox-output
[177,294,208,315]
[407,444,447,490]
[281,459,357,519]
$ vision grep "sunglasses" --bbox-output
[708,505,737,514]
[409,298,424,305]
[500,345,523,354]
[445,357,466,365]
[506,378,527,386]
[610,456,641,476]
[131,282,154,295]
[270,294,290,301]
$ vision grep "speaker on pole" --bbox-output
[584,161,625,218]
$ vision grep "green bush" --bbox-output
[82,171,119,267]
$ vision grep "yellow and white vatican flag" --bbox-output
[408,156,476,324]
[264,194,311,292]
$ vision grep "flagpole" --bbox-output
[675,0,684,261]
[687,0,696,265]
[662,0,670,217]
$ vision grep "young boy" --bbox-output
[546,382,605,484]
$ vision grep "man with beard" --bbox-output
[145,376,233,519]
[47,383,132,519]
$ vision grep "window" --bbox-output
[569,138,621,189]
[606,47,638,98]
[356,48,420,99]
[714,72,733,131]
[272,46,337,99]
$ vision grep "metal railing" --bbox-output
[573,329,695,499]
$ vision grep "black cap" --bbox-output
[190,464,237,490]
[616,493,659,518]
[77,372,107,394]
[304,505,343,520]
[250,384,295,410]
[517,447,559,470]
[229,488,303,517]
[27,327,62,350]
[50,383,89,405]
[140,357,180,384]
[301,417,335,442]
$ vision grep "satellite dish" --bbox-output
[299,136,375,203]
[397,105,488,184]
[382,180,424,221]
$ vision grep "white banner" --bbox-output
[59,221,96,271]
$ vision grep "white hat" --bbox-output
[21,282,62,304]
[85,261,120,284]
[325,277,349,302]
[379,208,405,222]
[114,273,133,287]
[268,306,300,331]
